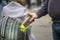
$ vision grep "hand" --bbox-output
[27,12,38,22]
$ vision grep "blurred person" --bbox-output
[28,0,60,40]
[26,0,31,8]
[41,0,45,4]
[41,0,45,2]
[36,0,41,6]
[1,0,35,40]
[0,0,9,17]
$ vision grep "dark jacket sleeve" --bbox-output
[36,0,49,18]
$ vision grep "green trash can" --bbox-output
[0,16,29,40]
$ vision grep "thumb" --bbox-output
[30,17,34,22]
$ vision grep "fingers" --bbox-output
[30,16,35,22]
[27,12,38,22]
[27,13,34,22]
[27,13,32,16]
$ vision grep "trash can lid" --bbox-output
[2,1,28,18]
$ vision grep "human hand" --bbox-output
[27,12,38,22]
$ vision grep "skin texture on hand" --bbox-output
[27,12,38,22]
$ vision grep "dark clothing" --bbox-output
[36,0,60,40]
[0,0,8,17]
[37,0,48,18]
[26,0,31,8]
[0,0,2,3]
[52,22,60,40]
[0,0,8,3]
[36,0,41,6]
[37,0,60,21]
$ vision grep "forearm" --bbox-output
[36,0,49,18]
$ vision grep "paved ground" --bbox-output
[29,4,53,40]
[31,15,53,40]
